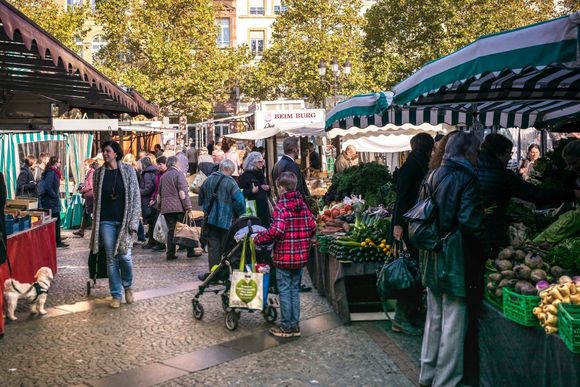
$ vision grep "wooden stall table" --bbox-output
[326,253,384,323]
[0,219,57,337]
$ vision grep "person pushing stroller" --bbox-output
[253,172,316,338]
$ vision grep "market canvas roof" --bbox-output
[0,0,158,118]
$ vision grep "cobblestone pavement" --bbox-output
[158,325,414,387]
[1,229,417,386]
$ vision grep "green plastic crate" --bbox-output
[558,303,580,354]
[502,287,541,327]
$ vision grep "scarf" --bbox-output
[50,166,62,180]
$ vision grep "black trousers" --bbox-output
[164,212,193,258]
[52,213,62,245]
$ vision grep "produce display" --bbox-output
[485,196,580,345]
[325,204,393,263]
[533,277,580,334]
[331,162,395,207]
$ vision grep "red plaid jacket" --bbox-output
[253,191,316,269]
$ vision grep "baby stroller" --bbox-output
[191,216,278,331]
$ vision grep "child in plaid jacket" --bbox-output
[253,172,316,337]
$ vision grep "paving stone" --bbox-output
[156,325,414,387]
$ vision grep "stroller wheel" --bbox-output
[263,306,277,323]
[192,300,204,320]
[225,310,240,331]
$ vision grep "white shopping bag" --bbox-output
[153,215,168,243]
[228,237,263,310]
[229,271,264,310]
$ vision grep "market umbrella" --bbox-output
[326,12,580,131]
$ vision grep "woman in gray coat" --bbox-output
[89,141,141,309]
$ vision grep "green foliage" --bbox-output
[547,238,580,274]
[241,0,373,105]
[363,0,561,90]
[95,0,251,118]
[332,162,393,206]
[8,0,90,54]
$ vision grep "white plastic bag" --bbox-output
[189,171,207,194]
[153,215,168,243]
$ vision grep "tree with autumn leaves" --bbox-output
[94,0,250,117]
[362,0,578,90]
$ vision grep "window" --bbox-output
[74,37,83,55]
[91,35,107,60]
[66,0,82,9]
[249,0,264,15]
[217,18,230,48]
[274,0,287,14]
[250,30,265,57]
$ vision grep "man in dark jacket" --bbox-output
[476,134,578,257]
[16,155,38,197]
[391,133,434,335]
[272,137,310,200]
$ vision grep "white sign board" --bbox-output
[255,109,325,131]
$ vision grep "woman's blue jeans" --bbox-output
[100,221,133,300]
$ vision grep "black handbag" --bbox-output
[376,242,420,300]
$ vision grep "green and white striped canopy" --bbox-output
[326,12,580,131]
[393,12,580,107]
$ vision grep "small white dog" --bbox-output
[4,267,54,320]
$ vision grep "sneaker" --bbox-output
[269,326,294,338]
[291,326,301,337]
[109,298,121,309]
[57,242,70,248]
[125,289,134,304]
[391,320,423,336]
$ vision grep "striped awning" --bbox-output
[326,12,580,132]
[393,13,580,107]
[328,100,580,130]
[0,132,67,199]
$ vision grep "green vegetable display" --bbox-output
[332,163,393,207]
[547,238,580,274]
[533,208,580,245]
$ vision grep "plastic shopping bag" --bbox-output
[153,215,168,244]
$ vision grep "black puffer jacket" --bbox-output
[238,169,271,228]
[476,150,574,252]
[421,158,486,298]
